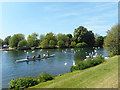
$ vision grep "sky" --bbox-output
[0,2,118,39]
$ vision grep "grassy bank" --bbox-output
[31,56,118,88]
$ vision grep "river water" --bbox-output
[1,48,109,88]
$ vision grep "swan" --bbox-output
[64,62,67,66]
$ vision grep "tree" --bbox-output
[9,34,25,48]
[67,34,72,39]
[17,40,27,49]
[57,33,69,42]
[0,38,3,47]
[40,40,49,48]
[31,32,38,40]
[95,36,104,47]
[39,34,45,42]
[49,40,55,48]
[57,40,65,48]
[104,25,120,55]
[45,32,57,43]
[27,35,36,48]
[70,41,76,48]
[4,36,11,45]
[73,26,95,47]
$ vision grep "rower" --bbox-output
[26,56,29,59]
[43,53,46,58]
[47,52,49,57]
[32,55,36,59]
[37,54,41,58]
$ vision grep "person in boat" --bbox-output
[46,52,50,57]
[43,53,46,58]
[26,56,29,60]
[37,54,41,58]
[32,55,36,59]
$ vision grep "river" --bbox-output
[1,48,109,88]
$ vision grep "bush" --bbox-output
[76,42,87,48]
[9,76,38,89]
[9,73,54,89]
[70,41,76,48]
[37,73,54,82]
[70,55,104,72]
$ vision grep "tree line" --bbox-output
[0,26,104,50]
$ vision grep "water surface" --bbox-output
[1,48,109,88]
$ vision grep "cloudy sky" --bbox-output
[0,2,118,39]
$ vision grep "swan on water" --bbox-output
[73,60,76,66]
[32,51,35,53]
[27,52,28,54]
[64,62,67,66]
[24,50,26,52]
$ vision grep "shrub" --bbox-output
[76,42,87,48]
[70,41,76,48]
[37,73,54,82]
[9,73,54,89]
[70,55,104,72]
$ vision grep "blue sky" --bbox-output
[1,2,118,39]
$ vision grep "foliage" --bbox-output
[73,26,95,47]
[9,34,25,48]
[9,73,54,89]
[39,34,45,42]
[0,38,3,47]
[104,25,120,55]
[27,35,36,48]
[70,41,76,48]
[37,73,54,82]
[67,34,72,39]
[76,42,87,48]
[45,32,57,43]
[49,40,56,48]
[57,40,65,48]
[57,33,69,42]
[95,36,104,47]
[4,36,11,45]
[40,40,49,49]
[70,55,104,72]
[9,76,38,89]
[17,40,28,49]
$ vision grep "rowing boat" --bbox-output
[16,54,55,63]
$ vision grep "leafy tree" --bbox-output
[57,40,65,48]
[18,40,27,49]
[49,40,56,48]
[40,40,49,49]
[70,41,76,48]
[56,33,69,42]
[27,35,36,48]
[31,32,38,40]
[67,34,72,39]
[39,34,45,42]
[104,25,120,55]
[73,26,95,47]
[9,34,25,48]
[95,36,104,47]
[4,36,11,45]
[0,38,3,47]
[76,42,87,48]
[45,32,57,43]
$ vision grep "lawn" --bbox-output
[31,56,118,88]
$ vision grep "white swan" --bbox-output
[64,62,67,66]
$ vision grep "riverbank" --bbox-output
[30,55,118,88]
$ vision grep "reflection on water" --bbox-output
[2,48,109,88]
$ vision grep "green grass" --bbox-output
[31,56,118,88]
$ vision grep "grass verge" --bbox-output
[31,56,118,88]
